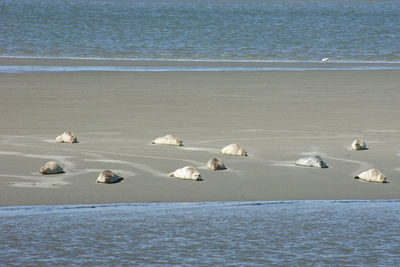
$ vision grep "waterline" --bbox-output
[2,61,400,73]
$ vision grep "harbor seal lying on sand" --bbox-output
[207,157,226,170]
[220,144,247,156]
[295,155,328,168]
[152,134,183,146]
[351,139,367,150]
[354,169,387,183]
[56,131,78,143]
[40,161,64,174]
[96,170,124,184]
[168,166,202,180]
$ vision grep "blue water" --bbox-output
[1,0,400,63]
[1,200,400,266]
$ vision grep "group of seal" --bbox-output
[349,139,386,183]
[41,133,387,184]
[39,131,123,184]
[41,132,247,182]
[152,134,247,181]
[293,138,387,183]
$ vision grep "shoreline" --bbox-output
[1,62,400,206]
[1,199,399,210]
[2,57,400,72]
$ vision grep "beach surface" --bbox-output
[1,59,399,206]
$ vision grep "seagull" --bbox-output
[321,57,330,64]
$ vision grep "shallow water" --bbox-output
[2,64,400,73]
[1,0,400,62]
[1,200,400,266]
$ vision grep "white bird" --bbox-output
[322,57,330,64]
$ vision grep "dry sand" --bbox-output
[1,59,400,206]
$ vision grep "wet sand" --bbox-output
[1,59,400,206]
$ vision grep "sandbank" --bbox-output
[1,58,399,206]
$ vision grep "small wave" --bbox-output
[3,55,400,65]
[2,61,400,73]
[2,199,400,214]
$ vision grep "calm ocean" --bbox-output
[1,200,400,266]
[1,0,400,63]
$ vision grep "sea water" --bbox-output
[1,0,400,63]
[1,200,400,266]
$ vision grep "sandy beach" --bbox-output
[1,59,399,206]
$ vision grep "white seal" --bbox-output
[152,134,183,146]
[220,144,247,156]
[351,139,367,150]
[168,166,202,180]
[354,169,387,183]
[56,131,78,143]
[295,155,328,168]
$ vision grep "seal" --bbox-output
[168,166,202,180]
[354,169,387,183]
[40,161,64,174]
[207,157,226,170]
[56,131,78,143]
[351,139,367,150]
[152,134,183,146]
[295,155,328,168]
[96,170,124,184]
[220,144,247,156]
